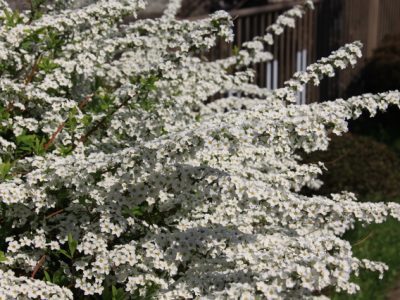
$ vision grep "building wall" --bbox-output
[6,0,169,14]
[6,0,29,10]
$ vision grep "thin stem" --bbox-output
[45,209,64,219]
[352,231,374,247]
[43,94,93,151]
[31,255,46,278]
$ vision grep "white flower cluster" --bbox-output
[282,42,363,99]
[0,269,73,299]
[0,0,399,299]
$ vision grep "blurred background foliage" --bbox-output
[347,34,400,157]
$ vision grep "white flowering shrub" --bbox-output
[0,0,400,299]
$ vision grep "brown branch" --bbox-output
[31,255,46,279]
[45,209,64,219]
[5,102,14,113]
[323,152,348,166]
[28,0,34,23]
[6,54,43,113]
[78,93,94,110]
[25,54,43,85]
[76,96,131,146]
[43,94,94,151]
[352,231,374,247]
[43,123,65,151]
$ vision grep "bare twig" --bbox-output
[25,54,43,85]
[76,96,131,146]
[352,231,374,247]
[31,255,46,279]
[43,123,66,151]
[323,152,348,166]
[6,54,43,113]
[45,209,64,219]
[43,94,94,151]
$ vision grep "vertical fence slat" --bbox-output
[201,0,399,102]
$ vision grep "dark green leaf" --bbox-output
[68,233,78,257]
[58,249,72,259]
[0,250,6,262]
[44,270,52,282]
[0,162,12,180]
[112,286,127,300]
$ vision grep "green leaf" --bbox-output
[138,98,156,112]
[0,106,10,122]
[81,115,93,126]
[112,286,118,299]
[102,286,112,300]
[38,57,60,72]
[68,233,78,257]
[123,206,145,218]
[15,134,46,156]
[58,249,72,259]
[0,162,12,180]
[144,283,160,300]
[58,144,73,157]
[33,137,46,155]
[2,9,23,27]
[16,134,36,146]
[232,45,240,56]
[112,286,127,300]
[52,269,67,285]
[0,250,7,262]
[43,270,52,282]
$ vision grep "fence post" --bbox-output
[367,0,380,57]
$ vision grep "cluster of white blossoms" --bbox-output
[0,0,400,299]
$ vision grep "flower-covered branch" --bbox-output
[0,0,399,299]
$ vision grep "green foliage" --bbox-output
[38,56,60,72]
[58,249,72,260]
[20,27,68,54]
[88,92,116,114]
[305,134,400,299]
[43,267,69,285]
[16,133,46,156]
[121,283,160,300]
[137,77,159,111]
[1,9,23,28]
[102,285,128,300]
[129,74,160,112]
[59,233,78,259]
[0,161,12,180]
[43,270,52,282]
[20,28,47,52]
[346,34,400,157]
[30,0,47,21]
[123,202,148,217]
[0,250,6,262]
[302,133,400,201]
[143,284,159,300]
[68,233,78,258]
[0,105,10,126]
[58,144,73,157]
[65,107,78,131]
[331,218,400,300]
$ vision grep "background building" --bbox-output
[6,0,400,101]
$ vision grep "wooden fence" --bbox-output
[322,0,400,99]
[8,0,400,102]
[207,0,400,103]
